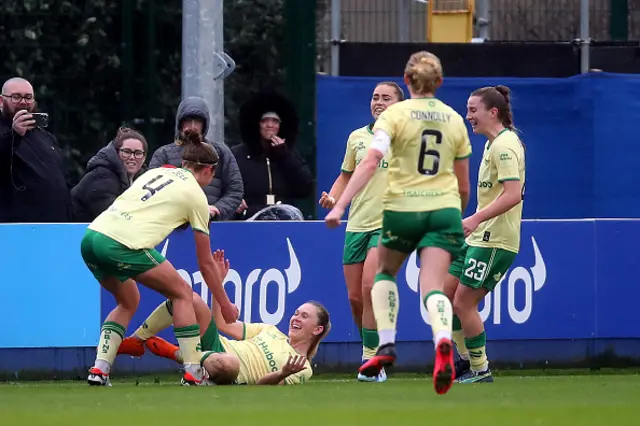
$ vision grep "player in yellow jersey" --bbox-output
[118,250,331,385]
[81,130,239,387]
[319,81,404,383]
[445,85,525,384]
[325,51,472,395]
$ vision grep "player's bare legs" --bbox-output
[88,276,140,386]
[343,264,364,332]
[418,247,456,395]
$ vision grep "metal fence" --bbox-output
[317,0,639,45]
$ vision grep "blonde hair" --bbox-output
[306,301,331,360]
[404,51,443,95]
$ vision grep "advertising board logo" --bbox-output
[405,236,546,325]
[160,237,301,326]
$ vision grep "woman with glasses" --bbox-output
[71,127,148,222]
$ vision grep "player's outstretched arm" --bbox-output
[194,232,238,324]
[454,157,471,212]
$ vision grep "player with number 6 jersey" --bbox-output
[81,129,239,388]
[445,85,526,385]
[325,51,472,395]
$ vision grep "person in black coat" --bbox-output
[232,90,314,219]
[71,127,148,222]
[0,77,71,222]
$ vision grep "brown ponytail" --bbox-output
[181,129,219,171]
[471,85,517,133]
[306,301,331,360]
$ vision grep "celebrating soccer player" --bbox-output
[325,51,472,395]
[319,81,404,382]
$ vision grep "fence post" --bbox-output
[610,0,629,40]
[284,0,317,219]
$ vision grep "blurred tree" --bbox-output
[0,0,288,184]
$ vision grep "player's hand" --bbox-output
[324,206,344,229]
[221,301,240,324]
[318,191,336,209]
[212,249,230,278]
[462,215,480,237]
[12,110,36,136]
[281,354,307,377]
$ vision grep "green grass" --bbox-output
[1,374,637,425]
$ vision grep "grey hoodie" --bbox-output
[149,97,243,220]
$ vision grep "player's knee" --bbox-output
[453,292,472,315]
[118,293,139,314]
[203,353,240,385]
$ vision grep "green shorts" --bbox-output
[200,318,227,364]
[80,229,165,283]
[380,208,464,257]
[343,229,381,264]
[449,243,517,291]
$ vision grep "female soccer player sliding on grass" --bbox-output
[82,130,239,387]
[445,86,526,384]
[118,250,332,385]
[318,81,404,383]
[325,51,472,395]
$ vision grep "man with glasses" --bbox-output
[0,77,70,222]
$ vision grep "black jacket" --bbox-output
[231,90,314,219]
[71,141,141,222]
[0,116,70,223]
[149,97,244,220]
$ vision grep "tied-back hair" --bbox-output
[404,51,443,95]
[471,85,518,134]
[306,300,331,360]
[114,127,148,152]
[180,128,219,171]
[376,81,405,101]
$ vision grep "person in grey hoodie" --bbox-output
[148,96,243,220]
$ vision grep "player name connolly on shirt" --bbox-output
[410,110,452,123]
[255,336,279,372]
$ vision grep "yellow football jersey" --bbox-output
[467,129,526,253]
[89,167,210,249]
[341,125,388,232]
[373,97,472,212]
[221,323,312,385]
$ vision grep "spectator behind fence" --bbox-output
[149,96,243,221]
[232,90,313,220]
[71,127,148,222]
[0,77,71,222]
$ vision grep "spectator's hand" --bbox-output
[209,205,221,217]
[270,135,286,149]
[236,199,248,214]
[12,110,36,136]
[319,191,336,209]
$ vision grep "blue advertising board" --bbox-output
[2,219,639,354]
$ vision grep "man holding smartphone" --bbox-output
[0,77,70,222]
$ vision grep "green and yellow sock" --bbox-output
[134,300,174,341]
[423,290,453,346]
[174,324,201,366]
[371,272,399,346]
[452,315,469,360]
[465,331,489,372]
[361,328,379,360]
[95,321,126,374]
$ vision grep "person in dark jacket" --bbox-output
[232,90,314,219]
[0,77,71,223]
[149,96,243,221]
[71,127,148,222]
